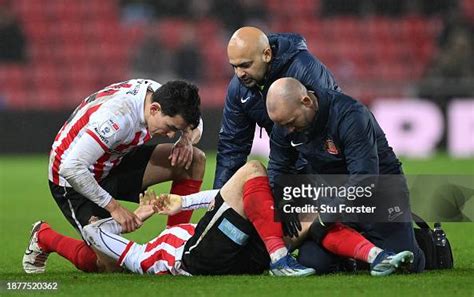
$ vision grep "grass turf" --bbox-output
[0,153,473,297]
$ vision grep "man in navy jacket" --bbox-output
[214,26,340,189]
[266,77,425,273]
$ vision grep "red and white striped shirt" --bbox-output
[48,79,161,207]
[119,223,196,275]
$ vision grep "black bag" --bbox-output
[412,213,454,269]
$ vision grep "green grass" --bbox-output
[0,153,473,297]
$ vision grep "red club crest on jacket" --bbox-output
[325,139,339,155]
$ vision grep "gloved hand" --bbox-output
[272,182,302,238]
[278,205,302,238]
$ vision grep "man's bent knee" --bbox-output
[188,147,206,179]
[242,160,267,179]
[192,147,206,169]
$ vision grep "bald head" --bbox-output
[266,78,317,132]
[227,27,272,87]
[228,26,269,55]
[267,78,307,114]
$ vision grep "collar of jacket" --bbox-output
[262,33,307,88]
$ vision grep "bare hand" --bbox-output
[169,135,193,169]
[154,193,183,216]
[134,190,159,221]
[107,200,142,233]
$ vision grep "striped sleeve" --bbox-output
[59,132,113,208]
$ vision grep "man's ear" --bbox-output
[301,95,313,107]
[150,102,161,114]
[263,47,272,63]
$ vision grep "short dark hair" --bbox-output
[151,80,201,129]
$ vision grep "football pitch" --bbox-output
[0,153,473,297]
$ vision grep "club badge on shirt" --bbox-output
[324,139,339,155]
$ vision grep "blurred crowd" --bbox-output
[0,6,26,63]
[124,0,473,102]
[0,0,472,109]
[121,0,269,83]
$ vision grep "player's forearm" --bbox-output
[105,198,120,213]
[59,161,112,208]
[133,205,155,222]
[181,189,219,210]
[59,131,114,208]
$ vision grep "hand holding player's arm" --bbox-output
[169,118,203,169]
[105,199,143,233]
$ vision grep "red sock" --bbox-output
[243,176,286,255]
[167,179,202,226]
[321,223,375,262]
[37,224,98,272]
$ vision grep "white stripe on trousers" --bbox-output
[184,202,230,254]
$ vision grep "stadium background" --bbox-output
[0,0,473,155]
[0,0,473,296]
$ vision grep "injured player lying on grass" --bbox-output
[23,161,413,277]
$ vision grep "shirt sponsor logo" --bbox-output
[126,83,141,96]
[218,218,249,245]
[97,119,120,140]
[94,127,109,144]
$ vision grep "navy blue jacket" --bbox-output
[268,87,402,188]
[214,33,340,188]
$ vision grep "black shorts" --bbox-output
[49,145,156,232]
[182,192,270,275]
